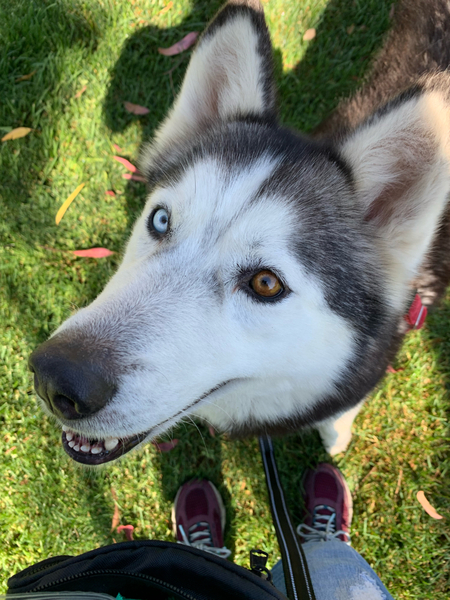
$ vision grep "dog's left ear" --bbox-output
[146,0,276,160]
[339,82,450,307]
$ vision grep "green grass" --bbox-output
[1,0,449,597]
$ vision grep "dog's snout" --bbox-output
[29,336,117,421]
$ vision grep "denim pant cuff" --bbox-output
[271,539,394,600]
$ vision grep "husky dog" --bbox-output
[30,0,450,465]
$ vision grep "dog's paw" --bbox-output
[323,435,352,457]
[316,401,364,455]
[317,422,352,456]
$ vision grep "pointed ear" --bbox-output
[340,81,450,304]
[145,0,276,160]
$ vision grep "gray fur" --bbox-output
[317,1,450,309]
[316,0,450,138]
[30,0,450,462]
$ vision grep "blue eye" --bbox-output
[151,208,169,234]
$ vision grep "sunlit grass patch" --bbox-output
[1,1,448,597]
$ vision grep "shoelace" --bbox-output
[178,523,231,559]
[296,504,351,545]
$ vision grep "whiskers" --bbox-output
[200,396,238,428]
[186,414,207,451]
[170,395,238,449]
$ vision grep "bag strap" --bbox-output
[259,436,316,600]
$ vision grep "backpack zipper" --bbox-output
[27,568,197,600]
[12,557,73,579]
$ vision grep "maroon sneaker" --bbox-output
[297,463,353,544]
[171,479,231,559]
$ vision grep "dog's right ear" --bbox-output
[144,0,276,164]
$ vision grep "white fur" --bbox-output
[56,158,356,447]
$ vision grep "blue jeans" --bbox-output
[271,540,394,600]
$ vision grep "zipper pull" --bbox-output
[250,548,272,581]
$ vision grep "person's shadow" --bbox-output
[102,0,395,539]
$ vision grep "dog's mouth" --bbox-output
[62,426,149,465]
[60,379,238,465]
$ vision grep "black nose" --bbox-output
[29,335,117,420]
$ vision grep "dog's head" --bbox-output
[30,0,450,464]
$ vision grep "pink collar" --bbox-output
[404,294,427,330]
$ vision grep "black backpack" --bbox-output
[6,437,315,600]
[7,540,287,600]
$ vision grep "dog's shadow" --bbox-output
[104,0,394,220]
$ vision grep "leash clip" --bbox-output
[250,548,272,581]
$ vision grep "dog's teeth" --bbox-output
[68,440,76,448]
[62,425,69,432]
[73,444,80,452]
[104,438,119,451]
[91,446,102,454]
[80,444,91,452]
[66,432,73,442]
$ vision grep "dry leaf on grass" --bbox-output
[303,28,316,41]
[124,101,150,115]
[55,183,85,225]
[158,32,198,56]
[117,525,134,541]
[113,155,138,172]
[1,127,32,142]
[394,468,403,496]
[417,491,444,519]
[72,248,114,258]
[105,190,116,197]
[74,85,87,99]
[111,487,120,531]
[347,24,355,35]
[159,1,173,15]
[152,439,179,452]
[123,173,146,182]
[16,70,36,82]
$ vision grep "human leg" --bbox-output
[272,464,394,600]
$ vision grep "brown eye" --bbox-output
[250,270,283,298]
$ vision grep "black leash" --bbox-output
[259,435,316,600]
